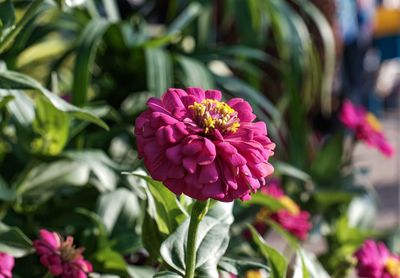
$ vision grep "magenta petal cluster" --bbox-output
[33,229,92,278]
[0,253,14,278]
[256,180,311,240]
[135,87,275,202]
[354,240,400,278]
[340,100,394,157]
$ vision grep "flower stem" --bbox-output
[184,199,210,278]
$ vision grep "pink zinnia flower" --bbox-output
[135,88,275,202]
[354,240,400,278]
[254,180,311,240]
[340,100,394,157]
[0,253,14,278]
[33,229,92,278]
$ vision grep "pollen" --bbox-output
[386,257,400,277]
[366,113,382,132]
[189,99,240,134]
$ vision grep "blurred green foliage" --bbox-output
[0,0,380,277]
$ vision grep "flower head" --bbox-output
[340,100,394,157]
[33,229,92,278]
[0,253,14,278]
[254,180,311,240]
[354,240,400,278]
[135,88,275,202]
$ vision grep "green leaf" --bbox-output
[72,18,110,106]
[248,225,287,278]
[0,94,14,110]
[294,248,330,278]
[0,0,15,30]
[166,2,202,35]
[120,91,153,116]
[145,48,173,97]
[206,201,234,225]
[96,188,140,234]
[0,70,108,129]
[132,173,187,260]
[310,134,344,182]
[176,55,215,89]
[218,257,270,276]
[31,96,69,156]
[126,265,156,278]
[292,0,336,114]
[0,90,35,127]
[111,234,141,255]
[63,150,119,192]
[93,247,128,274]
[243,192,284,212]
[17,159,90,196]
[135,174,187,234]
[160,216,230,277]
[266,220,299,249]
[153,271,183,278]
[102,0,120,22]
[0,177,16,202]
[0,0,46,54]
[142,208,166,259]
[0,223,33,258]
[16,151,118,205]
[135,3,201,48]
[273,160,312,182]
[75,208,109,250]
[347,194,376,229]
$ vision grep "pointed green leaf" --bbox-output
[145,48,173,97]
[72,19,109,106]
[0,70,108,129]
[248,225,287,278]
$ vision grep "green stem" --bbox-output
[0,0,45,54]
[184,199,210,278]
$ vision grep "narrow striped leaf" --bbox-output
[145,48,173,97]
[176,55,214,89]
[72,18,110,106]
[0,70,108,129]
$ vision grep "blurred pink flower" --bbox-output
[354,240,400,278]
[33,229,92,278]
[254,180,311,240]
[0,252,14,278]
[340,100,394,157]
[135,88,275,202]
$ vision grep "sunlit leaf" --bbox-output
[145,48,173,97]
[0,223,32,257]
[160,216,230,278]
[72,18,110,106]
[0,70,108,129]
[176,55,214,89]
[248,225,287,278]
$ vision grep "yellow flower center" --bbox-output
[366,113,382,132]
[279,196,300,215]
[189,99,240,134]
[246,270,263,278]
[386,257,400,277]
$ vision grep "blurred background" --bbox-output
[0,0,400,277]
